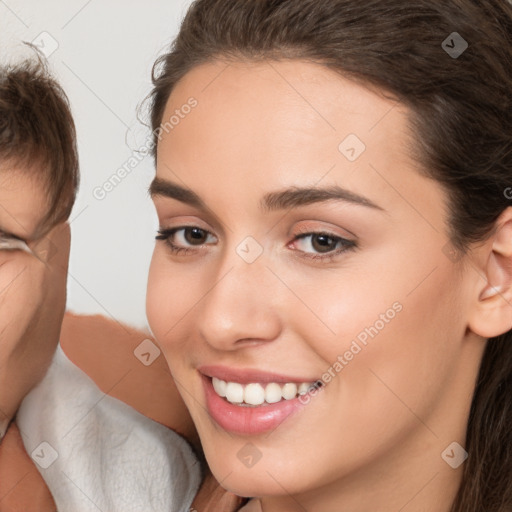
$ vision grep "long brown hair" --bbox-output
[148,1,512,510]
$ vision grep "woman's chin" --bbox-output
[207,465,291,500]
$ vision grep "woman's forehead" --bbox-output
[156,59,447,231]
[159,61,401,176]
[165,59,401,132]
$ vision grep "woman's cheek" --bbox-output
[146,252,172,341]
[146,250,199,347]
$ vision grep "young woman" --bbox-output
[145,0,512,510]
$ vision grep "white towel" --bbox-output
[17,344,202,512]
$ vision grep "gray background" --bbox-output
[0,0,195,329]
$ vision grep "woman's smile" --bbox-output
[198,365,324,434]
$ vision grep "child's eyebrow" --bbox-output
[149,178,384,212]
[0,225,25,241]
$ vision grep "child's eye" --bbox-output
[0,233,31,253]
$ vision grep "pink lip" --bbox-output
[202,374,307,435]
[198,365,318,384]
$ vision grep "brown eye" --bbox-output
[156,226,217,254]
[311,234,339,253]
[184,227,209,245]
[291,231,356,260]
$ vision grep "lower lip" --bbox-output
[202,375,307,435]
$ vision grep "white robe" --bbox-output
[17,344,202,512]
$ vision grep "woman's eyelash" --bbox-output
[155,227,357,261]
[290,232,357,262]
[156,227,205,256]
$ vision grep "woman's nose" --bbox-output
[196,257,282,351]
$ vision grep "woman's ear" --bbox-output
[469,207,512,338]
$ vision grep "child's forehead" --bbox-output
[0,165,49,241]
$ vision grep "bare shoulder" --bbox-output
[60,311,168,393]
[60,312,197,443]
[61,312,155,362]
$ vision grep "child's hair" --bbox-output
[148,1,512,510]
[0,49,79,235]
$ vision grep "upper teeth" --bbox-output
[212,377,316,406]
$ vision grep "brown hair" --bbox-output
[0,49,79,235]
[148,1,512,510]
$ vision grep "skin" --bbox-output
[0,423,57,511]
[147,60,512,511]
[0,168,70,439]
[0,166,70,510]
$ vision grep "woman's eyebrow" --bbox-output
[149,178,206,209]
[149,178,384,212]
[261,186,384,212]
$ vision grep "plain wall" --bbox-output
[0,0,195,329]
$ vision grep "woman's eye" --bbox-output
[292,232,356,258]
[156,227,217,254]
[156,227,356,261]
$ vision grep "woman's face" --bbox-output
[147,60,484,502]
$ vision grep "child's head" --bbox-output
[0,52,78,438]
[0,51,79,239]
